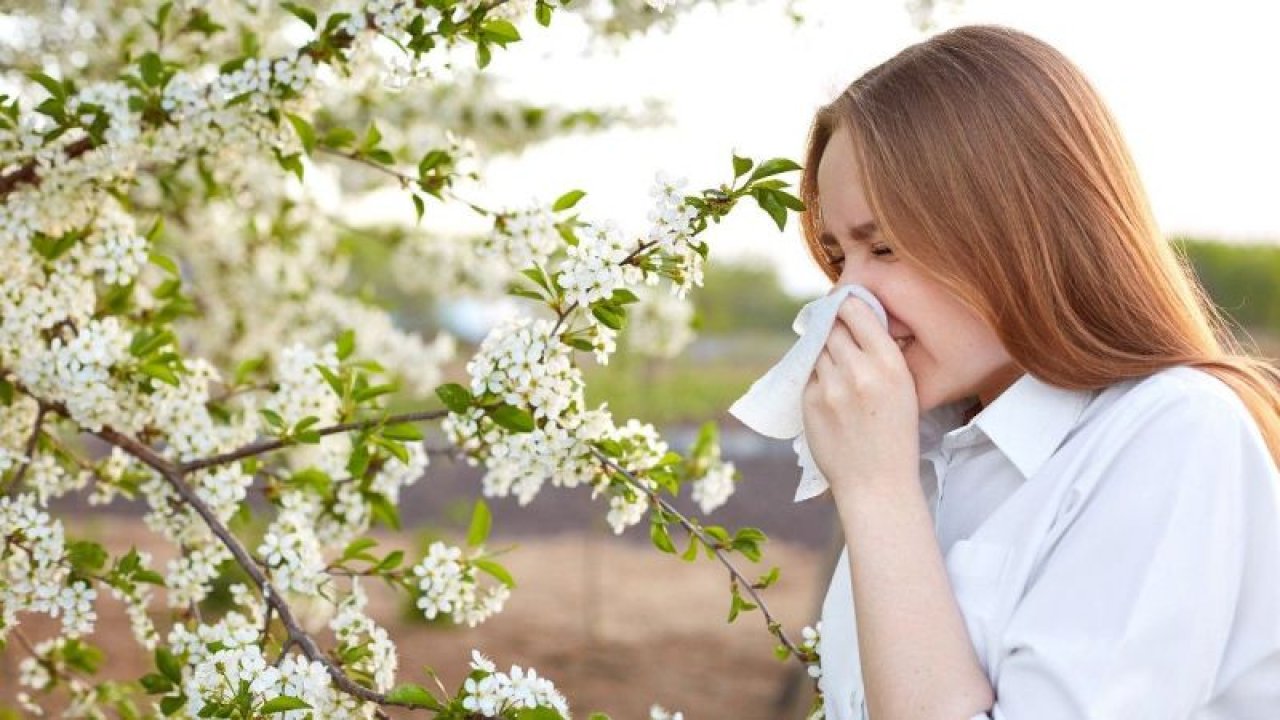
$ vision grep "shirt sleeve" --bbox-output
[975,382,1280,720]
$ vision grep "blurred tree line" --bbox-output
[694,237,1279,337]
[1174,237,1280,335]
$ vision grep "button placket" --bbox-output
[929,448,952,534]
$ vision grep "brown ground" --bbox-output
[1,515,832,720]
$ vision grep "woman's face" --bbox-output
[815,130,1022,413]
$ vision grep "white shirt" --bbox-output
[818,366,1280,720]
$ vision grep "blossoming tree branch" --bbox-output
[0,0,822,718]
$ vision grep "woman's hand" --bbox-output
[802,296,921,506]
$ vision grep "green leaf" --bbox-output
[376,550,404,572]
[649,520,675,554]
[732,154,753,179]
[368,492,400,530]
[139,52,164,87]
[156,647,181,683]
[475,42,492,69]
[66,540,108,574]
[139,672,173,694]
[467,499,492,547]
[481,19,521,44]
[347,441,371,478]
[489,404,535,433]
[590,303,625,331]
[260,696,311,714]
[681,534,700,562]
[609,288,639,305]
[552,189,586,211]
[755,566,780,589]
[386,684,438,709]
[315,364,344,397]
[354,383,396,403]
[280,2,317,29]
[323,126,356,148]
[362,122,382,152]
[342,538,378,562]
[382,423,423,442]
[233,356,265,386]
[0,378,13,405]
[520,267,552,293]
[418,149,450,175]
[258,408,285,429]
[434,383,473,413]
[278,151,304,181]
[746,157,802,184]
[472,558,515,588]
[753,189,787,232]
[536,1,553,26]
[160,694,185,715]
[139,362,180,386]
[285,112,315,155]
[28,72,65,101]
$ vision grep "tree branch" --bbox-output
[93,426,417,710]
[589,447,810,666]
[2,402,48,496]
[178,408,448,474]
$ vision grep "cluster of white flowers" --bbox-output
[557,220,638,308]
[67,81,140,146]
[168,606,259,667]
[650,705,685,720]
[595,419,671,533]
[81,203,150,285]
[644,172,704,298]
[12,315,131,433]
[480,206,560,271]
[689,439,738,515]
[259,492,331,596]
[185,643,338,719]
[462,650,572,718]
[449,404,613,505]
[466,316,584,421]
[445,315,630,511]
[801,622,823,679]
[411,541,510,627]
[163,544,228,607]
[0,493,94,641]
[331,580,398,693]
[267,342,343,427]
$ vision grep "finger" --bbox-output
[813,346,835,382]
[837,297,896,358]
[824,316,864,368]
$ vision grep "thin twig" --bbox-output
[178,408,448,474]
[590,447,809,665]
[3,403,48,495]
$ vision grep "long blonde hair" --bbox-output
[799,24,1280,465]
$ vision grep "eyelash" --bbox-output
[826,244,894,264]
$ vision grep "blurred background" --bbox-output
[4,0,1277,717]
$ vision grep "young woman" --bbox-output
[798,24,1280,720]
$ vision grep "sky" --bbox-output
[402,0,1279,299]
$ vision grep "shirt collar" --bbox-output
[921,372,1096,480]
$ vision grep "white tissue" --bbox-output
[728,284,889,502]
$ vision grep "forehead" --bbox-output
[815,131,875,229]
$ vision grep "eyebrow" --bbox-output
[818,221,878,247]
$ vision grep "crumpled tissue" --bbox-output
[728,284,889,502]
